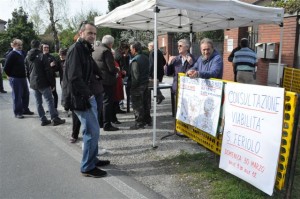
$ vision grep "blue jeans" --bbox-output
[9,77,30,116]
[75,96,100,172]
[33,87,58,121]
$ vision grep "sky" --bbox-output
[0,0,109,22]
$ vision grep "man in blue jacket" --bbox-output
[187,38,223,79]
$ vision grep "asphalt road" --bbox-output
[0,79,164,199]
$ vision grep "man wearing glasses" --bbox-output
[165,38,196,94]
[62,21,109,178]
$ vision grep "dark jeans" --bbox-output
[0,71,5,91]
[8,77,30,116]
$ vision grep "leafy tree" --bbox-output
[0,32,11,57]
[119,29,153,48]
[19,0,67,52]
[59,28,76,48]
[5,7,38,52]
[271,0,300,14]
[47,0,61,52]
[108,0,131,11]
[57,10,111,49]
[196,30,224,42]
[29,11,45,35]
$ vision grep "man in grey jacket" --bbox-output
[93,35,119,131]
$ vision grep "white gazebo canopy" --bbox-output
[95,0,284,33]
[95,0,284,147]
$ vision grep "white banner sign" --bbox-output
[219,83,284,196]
[176,77,223,136]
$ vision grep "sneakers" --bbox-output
[81,168,107,178]
[130,123,145,130]
[23,110,34,115]
[96,160,110,167]
[52,117,66,126]
[15,114,24,119]
[41,120,51,126]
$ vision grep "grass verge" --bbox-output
[164,150,291,199]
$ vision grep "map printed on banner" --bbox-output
[176,76,223,137]
[219,83,284,196]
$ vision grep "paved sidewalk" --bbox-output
[1,77,204,199]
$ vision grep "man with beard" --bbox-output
[187,38,223,79]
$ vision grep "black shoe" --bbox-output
[81,168,107,178]
[146,121,152,126]
[23,110,34,115]
[130,123,145,130]
[157,96,165,104]
[41,120,51,126]
[96,160,110,167]
[112,120,121,124]
[103,126,119,131]
[145,117,152,126]
[176,132,187,138]
[15,114,24,119]
[0,90,7,93]
[52,117,66,126]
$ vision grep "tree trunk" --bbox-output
[48,0,59,52]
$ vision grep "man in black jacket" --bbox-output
[41,43,62,108]
[148,42,166,104]
[25,40,65,126]
[62,22,109,178]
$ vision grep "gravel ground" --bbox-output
[51,76,207,199]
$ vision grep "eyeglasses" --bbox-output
[80,21,88,26]
[79,20,88,30]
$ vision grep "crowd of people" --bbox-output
[1,19,257,178]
